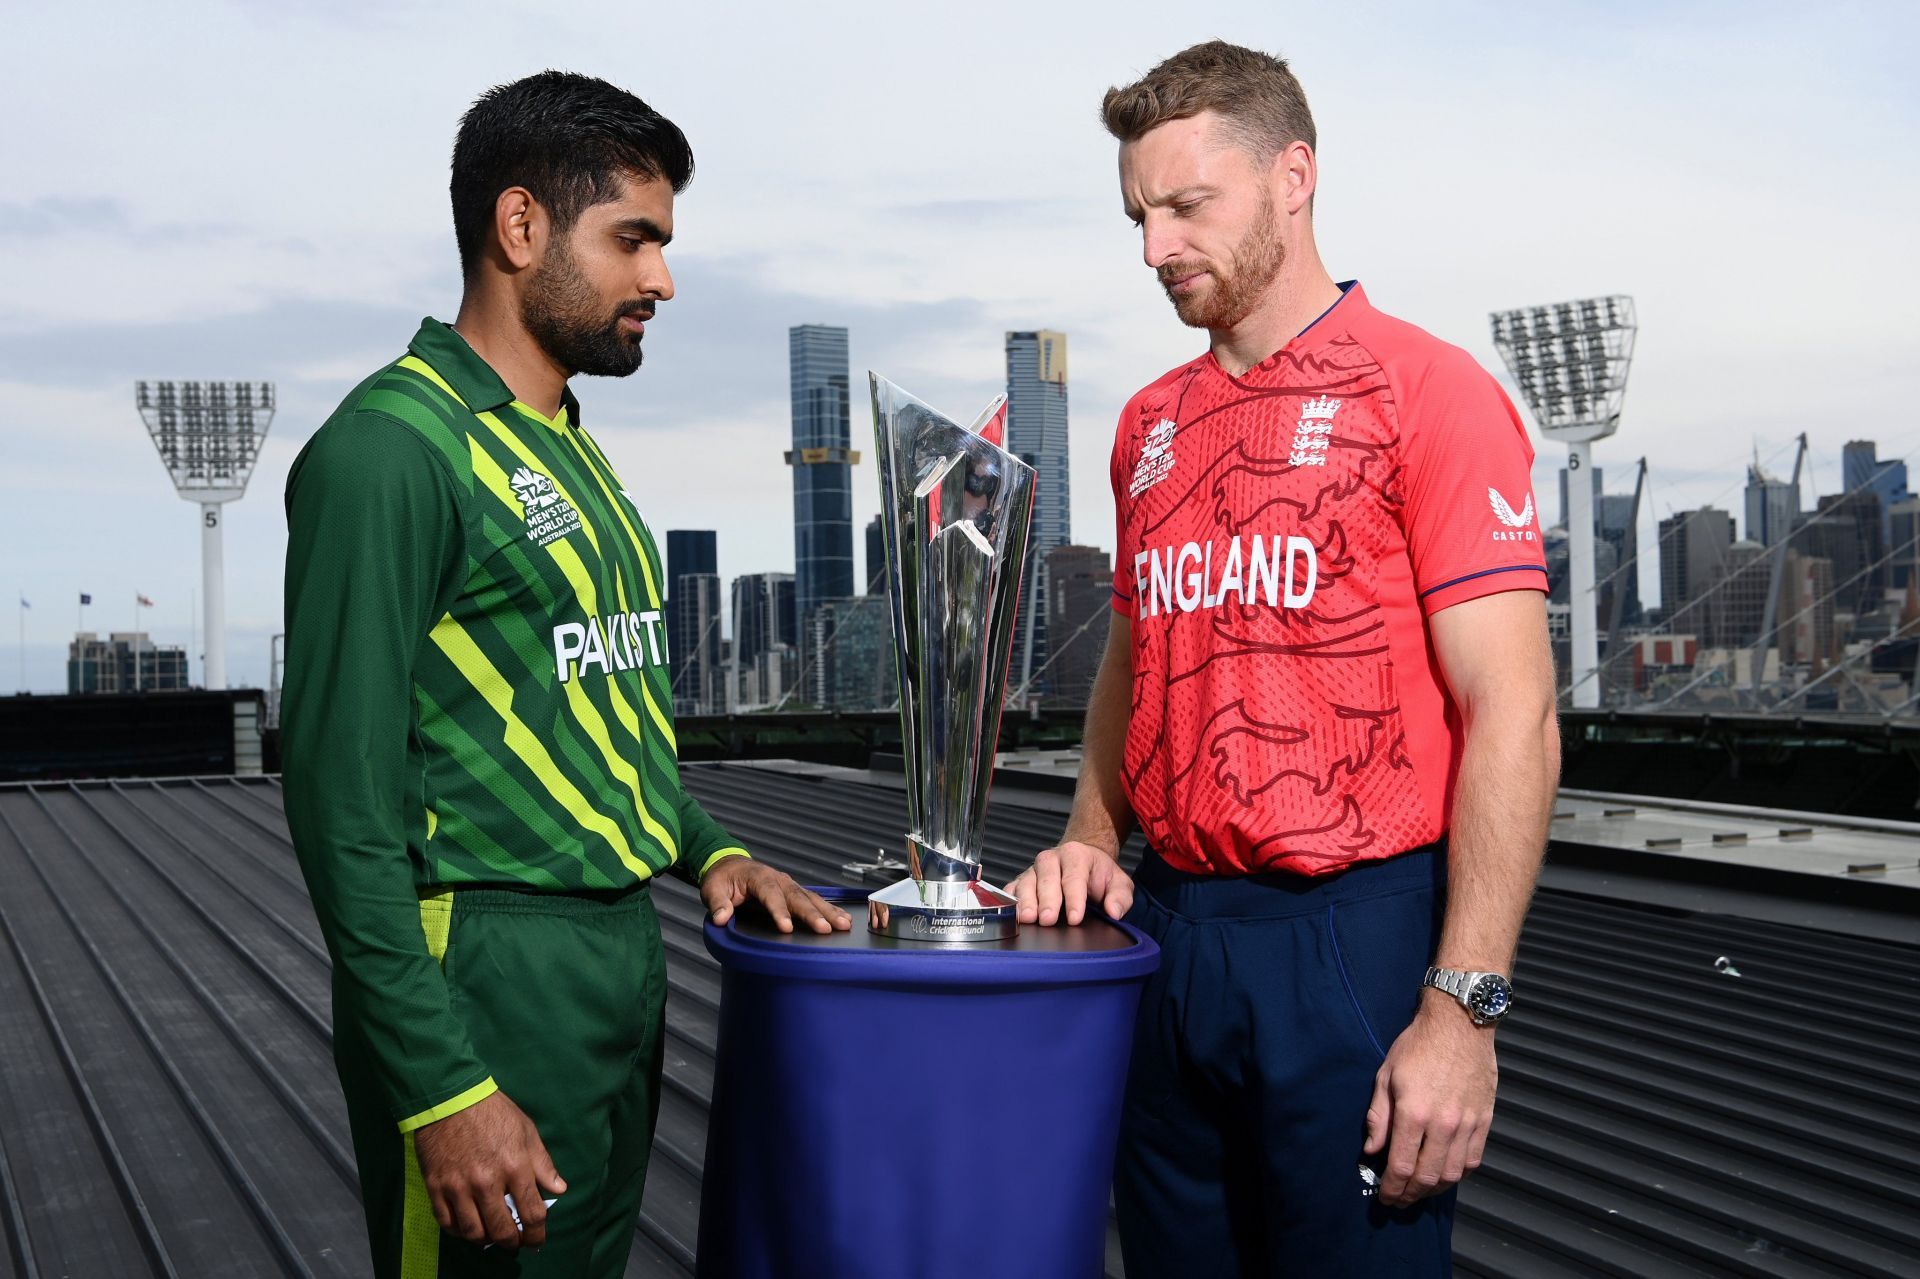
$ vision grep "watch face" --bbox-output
[1468,975,1512,1020]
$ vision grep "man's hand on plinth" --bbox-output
[1010,841,1134,926]
[702,857,852,934]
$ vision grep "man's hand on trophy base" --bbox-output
[1010,841,1134,926]
[702,858,852,934]
[414,1089,566,1250]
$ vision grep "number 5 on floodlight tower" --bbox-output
[135,380,276,692]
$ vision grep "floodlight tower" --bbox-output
[136,381,276,690]
[1490,297,1636,709]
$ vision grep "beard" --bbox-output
[1160,189,1286,331]
[522,238,652,379]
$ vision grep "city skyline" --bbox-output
[5,2,1917,693]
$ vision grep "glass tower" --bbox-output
[666,530,721,714]
[1005,330,1069,695]
[787,325,857,627]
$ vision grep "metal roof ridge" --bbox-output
[1558,787,1920,837]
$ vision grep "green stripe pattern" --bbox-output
[364,354,688,890]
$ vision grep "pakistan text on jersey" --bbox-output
[552,611,670,683]
[1133,535,1318,618]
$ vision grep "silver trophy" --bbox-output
[866,374,1035,942]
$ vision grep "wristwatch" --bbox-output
[1423,966,1513,1026]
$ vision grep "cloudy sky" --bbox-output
[5,0,1916,692]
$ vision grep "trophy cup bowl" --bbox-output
[866,373,1034,942]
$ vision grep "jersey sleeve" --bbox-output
[281,412,498,1131]
[1395,349,1549,615]
[668,781,749,885]
[1110,406,1137,615]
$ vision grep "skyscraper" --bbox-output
[1043,545,1111,708]
[1657,507,1734,627]
[1842,440,1909,508]
[666,530,722,714]
[1800,491,1887,614]
[731,571,796,670]
[1005,329,1069,692]
[805,595,894,710]
[1595,492,1641,624]
[787,325,857,626]
[730,572,797,710]
[1744,462,1800,547]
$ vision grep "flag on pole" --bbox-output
[80,593,92,605]
[137,594,155,607]
[18,597,28,609]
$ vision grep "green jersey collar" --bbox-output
[406,318,583,427]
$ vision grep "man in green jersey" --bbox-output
[282,71,850,1278]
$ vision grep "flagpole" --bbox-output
[17,595,23,694]
[134,594,142,693]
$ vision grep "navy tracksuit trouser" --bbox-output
[1115,843,1455,1278]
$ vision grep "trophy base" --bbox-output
[867,877,1019,943]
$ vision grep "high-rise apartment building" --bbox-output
[804,595,894,710]
[1595,492,1641,624]
[730,572,796,711]
[787,325,857,626]
[1799,491,1888,615]
[1782,551,1837,666]
[1657,507,1734,626]
[1042,545,1111,708]
[1005,330,1069,694]
[1707,540,1770,649]
[665,530,722,714]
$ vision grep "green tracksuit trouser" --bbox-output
[337,884,667,1279]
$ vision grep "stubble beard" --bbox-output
[1163,190,1287,332]
[522,237,650,379]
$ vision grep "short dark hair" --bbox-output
[451,70,694,279]
[1101,40,1315,162]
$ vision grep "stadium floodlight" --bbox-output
[136,380,276,691]
[1490,297,1636,709]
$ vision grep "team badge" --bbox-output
[1290,396,1339,467]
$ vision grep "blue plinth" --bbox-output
[697,886,1159,1279]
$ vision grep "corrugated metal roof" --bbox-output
[0,768,1915,1278]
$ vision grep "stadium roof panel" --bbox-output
[0,767,1915,1278]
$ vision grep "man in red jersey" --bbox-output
[1009,41,1558,1277]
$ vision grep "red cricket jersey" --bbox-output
[1110,282,1547,877]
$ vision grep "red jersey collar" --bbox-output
[1205,279,1365,381]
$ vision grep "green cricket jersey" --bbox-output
[282,317,746,1130]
